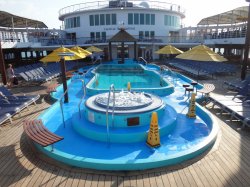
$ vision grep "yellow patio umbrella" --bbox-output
[86,45,103,53]
[40,47,84,62]
[175,44,227,62]
[155,45,183,55]
[40,47,84,103]
[70,46,92,57]
[70,46,92,68]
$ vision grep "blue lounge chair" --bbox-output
[0,86,40,106]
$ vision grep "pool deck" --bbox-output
[1,73,250,187]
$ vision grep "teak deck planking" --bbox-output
[0,84,250,187]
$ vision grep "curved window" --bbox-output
[127,13,155,25]
[89,14,116,26]
[164,15,180,27]
[65,16,80,29]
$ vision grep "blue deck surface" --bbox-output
[37,62,219,170]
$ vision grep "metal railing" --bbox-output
[77,78,86,118]
[105,84,116,144]
[138,56,148,66]
[59,78,86,127]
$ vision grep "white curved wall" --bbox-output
[63,8,182,39]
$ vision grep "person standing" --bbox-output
[6,64,15,87]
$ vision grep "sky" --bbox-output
[0,0,249,29]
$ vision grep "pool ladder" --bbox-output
[139,57,148,66]
[106,84,116,144]
[59,78,86,128]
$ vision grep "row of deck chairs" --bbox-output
[209,82,250,128]
[168,59,237,79]
[0,86,40,125]
[15,61,78,83]
[223,75,250,91]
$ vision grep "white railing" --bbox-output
[59,0,185,17]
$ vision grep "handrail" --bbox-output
[59,78,86,127]
[78,79,86,118]
[105,84,116,144]
[160,65,177,86]
[139,57,148,66]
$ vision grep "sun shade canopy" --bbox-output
[175,44,228,62]
[71,46,92,58]
[155,45,183,55]
[40,47,83,63]
[0,11,47,28]
[198,6,248,26]
[86,46,103,53]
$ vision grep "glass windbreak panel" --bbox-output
[106,14,111,25]
[139,31,143,40]
[128,13,133,25]
[95,14,99,26]
[96,32,100,40]
[145,14,150,25]
[101,32,106,40]
[151,14,155,25]
[89,15,94,26]
[140,13,144,25]
[90,32,95,40]
[150,31,155,38]
[112,14,116,25]
[100,14,105,25]
[134,13,139,24]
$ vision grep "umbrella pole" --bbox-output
[60,57,69,103]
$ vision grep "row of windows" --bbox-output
[89,14,116,26]
[89,31,155,40]
[139,31,155,38]
[128,13,155,25]
[65,17,80,29]
[164,15,180,27]
[90,32,107,40]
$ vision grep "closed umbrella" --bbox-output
[40,47,84,103]
[155,45,183,55]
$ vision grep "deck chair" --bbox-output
[0,86,40,106]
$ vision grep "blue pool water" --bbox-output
[86,64,174,96]
[37,60,219,171]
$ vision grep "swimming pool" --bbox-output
[37,60,219,171]
[86,64,174,96]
